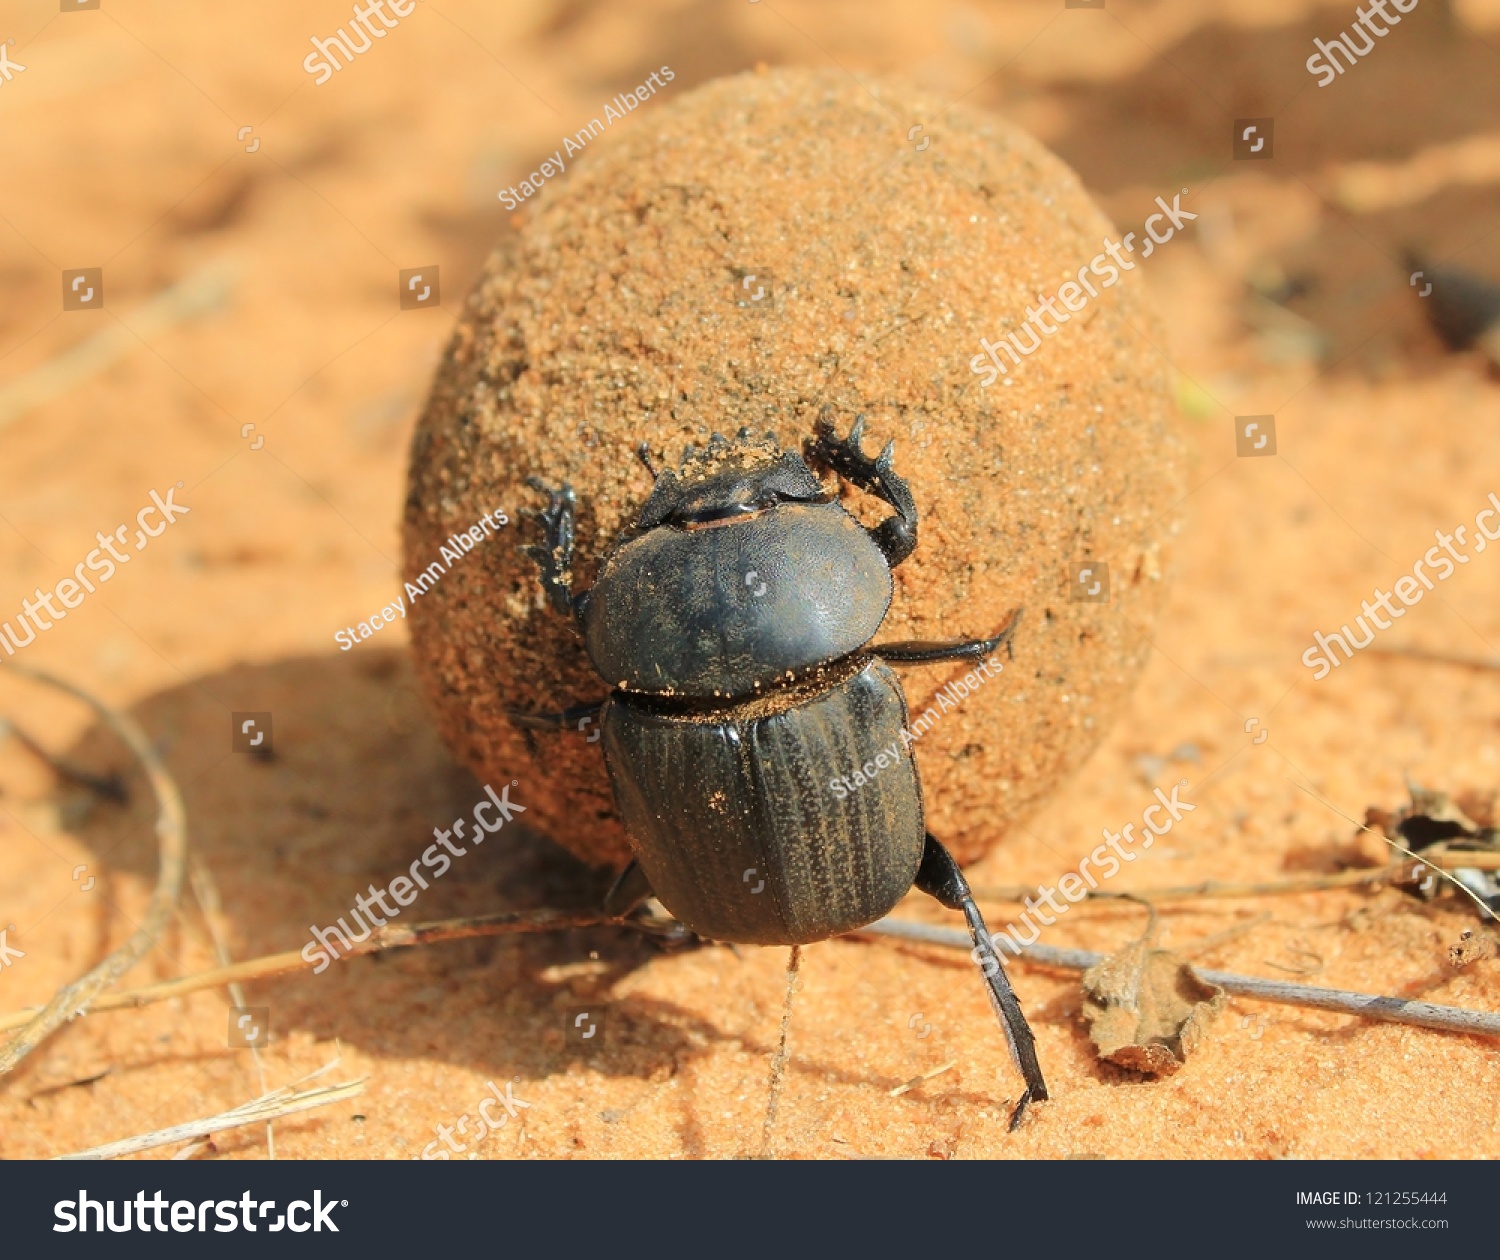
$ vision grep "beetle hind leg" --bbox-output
[914,833,1049,1129]
[605,859,694,946]
[805,415,919,567]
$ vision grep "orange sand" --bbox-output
[1,0,1498,1160]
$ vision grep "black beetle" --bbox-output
[517,418,1048,1125]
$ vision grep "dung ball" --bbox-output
[402,67,1188,869]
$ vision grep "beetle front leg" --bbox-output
[504,700,605,734]
[522,478,590,628]
[806,416,919,567]
[914,832,1049,1130]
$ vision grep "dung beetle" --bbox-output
[517,418,1048,1126]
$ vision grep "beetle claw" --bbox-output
[805,416,919,568]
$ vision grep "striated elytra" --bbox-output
[514,418,1050,1127]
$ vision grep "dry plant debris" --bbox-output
[1366,787,1500,913]
[1081,915,1226,1076]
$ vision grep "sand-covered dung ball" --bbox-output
[402,67,1188,869]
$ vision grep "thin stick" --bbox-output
[188,856,273,1157]
[0,908,617,1034]
[889,1061,956,1097]
[0,661,188,1076]
[855,918,1500,1039]
[0,715,126,800]
[0,258,236,433]
[1368,645,1500,672]
[1289,780,1500,924]
[969,861,1497,906]
[759,943,802,1160]
[55,1079,366,1161]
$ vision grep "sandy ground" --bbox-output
[1,0,1498,1160]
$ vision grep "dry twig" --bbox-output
[856,918,1500,1039]
[0,908,616,1034]
[0,660,188,1076]
[56,1078,366,1161]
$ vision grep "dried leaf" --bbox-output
[1082,933,1225,1076]
[1449,929,1499,968]
[1367,787,1500,914]
[1368,788,1499,852]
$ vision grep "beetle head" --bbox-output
[636,428,827,530]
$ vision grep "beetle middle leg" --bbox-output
[874,607,1024,665]
[914,832,1049,1130]
[805,415,919,567]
